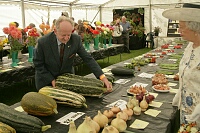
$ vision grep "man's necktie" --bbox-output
[60,43,65,64]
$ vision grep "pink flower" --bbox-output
[3,27,10,34]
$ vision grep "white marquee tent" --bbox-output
[0,0,200,36]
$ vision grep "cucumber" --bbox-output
[111,66,135,76]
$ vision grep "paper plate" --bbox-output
[152,85,170,93]
[127,88,148,95]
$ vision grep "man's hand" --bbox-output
[51,79,56,87]
[185,104,200,122]
[101,77,112,93]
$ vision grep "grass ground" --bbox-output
[0,48,151,105]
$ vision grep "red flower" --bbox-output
[92,30,99,35]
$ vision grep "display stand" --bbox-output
[167,19,180,37]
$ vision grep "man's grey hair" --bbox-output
[55,16,74,30]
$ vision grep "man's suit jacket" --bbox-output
[33,32,103,90]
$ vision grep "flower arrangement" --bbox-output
[2,22,23,53]
[178,122,200,133]
[0,37,8,50]
[95,22,113,40]
[154,26,162,33]
[39,22,51,35]
[24,26,40,47]
[83,22,99,43]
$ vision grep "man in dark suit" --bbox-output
[33,16,112,92]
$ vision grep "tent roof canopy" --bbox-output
[3,0,113,8]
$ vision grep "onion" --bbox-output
[77,116,96,133]
[131,95,138,107]
[111,113,127,132]
[91,119,100,133]
[127,97,134,109]
[140,96,149,111]
[133,105,141,115]
[110,106,121,117]
[103,109,114,122]
[93,110,109,128]
[102,125,119,133]
[123,106,133,120]
[116,111,128,121]
[68,121,77,133]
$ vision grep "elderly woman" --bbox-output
[163,3,200,128]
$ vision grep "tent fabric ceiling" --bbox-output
[0,0,113,8]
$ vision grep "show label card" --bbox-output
[144,109,161,117]
[149,101,163,108]
[114,79,130,84]
[149,92,158,98]
[130,119,149,129]
[56,112,85,125]
[106,99,127,110]
[14,106,24,112]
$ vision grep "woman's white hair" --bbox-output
[185,21,200,34]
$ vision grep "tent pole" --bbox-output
[21,0,25,28]
[69,5,72,17]
[99,6,102,22]
[47,7,50,24]
[149,0,152,33]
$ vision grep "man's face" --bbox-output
[54,21,73,44]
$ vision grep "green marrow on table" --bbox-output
[111,66,135,76]
[0,103,51,133]
[56,73,107,97]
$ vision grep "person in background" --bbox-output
[73,23,79,34]
[77,19,85,40]
[61,12,69,17]
[112,18,123,44]
[70,17,74,21]
[33,16,112,92]
[51,19,56,31]
[120,16,131,53]
[163,3,200,128]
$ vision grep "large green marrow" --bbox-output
[0,103,51,133]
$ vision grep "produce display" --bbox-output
[111,66,135,76]
[21,92,58,116]
[156,70,174,75]
[56,73,107,97]
[159,63,179,70]
[39,86,87,108]
[152,84,171,92]
[4,39,185,133]
[128,85,147,95]
[174,73,179,81]
[60,73,104,87]
[152,73,168,85]
[0,103,51,133]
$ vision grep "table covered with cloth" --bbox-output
[11,43,185,133]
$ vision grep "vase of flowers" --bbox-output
[97,23,113,49]
[83,22,100,51]
[0,37,8,62]
[93,35,99,50]
[25,27,40,62]
[154,26,162,36]
[108,37,112,47]
[10,51,18,67]
[3,22,23,67]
